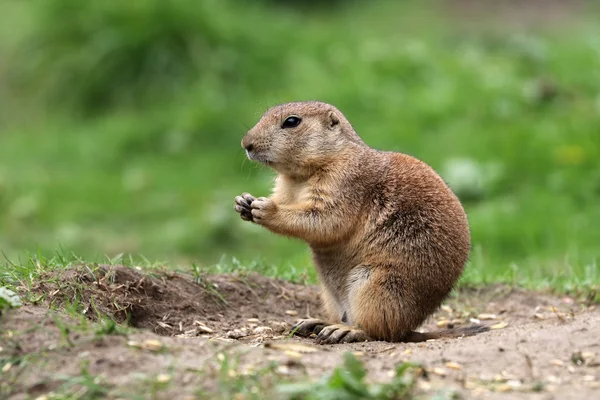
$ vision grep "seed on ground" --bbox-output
[445,361,462,370]
[490,322,508,330]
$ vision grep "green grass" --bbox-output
[1,253,597,308]
[278,353,424,400]
[0,0,599,289]
[51,361,112,400]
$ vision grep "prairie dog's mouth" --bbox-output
[246,150,274,166]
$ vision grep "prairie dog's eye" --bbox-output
[281,116,302,128]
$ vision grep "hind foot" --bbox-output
[291,318,329,337]
[315,324,371,344]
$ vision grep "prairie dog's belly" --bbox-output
[311,244,360,318]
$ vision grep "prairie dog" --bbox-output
[234,101,487,343]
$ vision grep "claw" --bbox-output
[290,318,329,337]
[241,193,256,205]
[313,324,371,344]
[234,193,255,222]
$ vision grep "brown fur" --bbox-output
[234,101,488,343]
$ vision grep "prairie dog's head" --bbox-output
[241,101,364,177]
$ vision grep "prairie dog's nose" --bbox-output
[241,136,254,152]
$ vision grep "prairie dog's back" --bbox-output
[360,152,470,293]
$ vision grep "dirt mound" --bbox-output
[31,265,595,340]
[33,264,321,338]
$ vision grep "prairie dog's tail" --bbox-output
[403,324,489,343]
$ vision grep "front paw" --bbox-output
[250,197,277,224]
[234,192,256,222]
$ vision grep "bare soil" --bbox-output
[2,265,599,399]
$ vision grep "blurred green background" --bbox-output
[0,0,598,288]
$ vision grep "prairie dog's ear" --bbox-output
[328,111,340,129]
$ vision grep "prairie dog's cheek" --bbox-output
[306,134,325,153]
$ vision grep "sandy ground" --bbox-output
[2,265,599,399]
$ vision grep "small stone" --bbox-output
[477,313,497,320]
[269,321,289,334]
[581,352,595,360]
[550,359,564,366]
[432,367,447,377]
[156,374,171,383]
[285,310,298,316]
[226,329,247,339]
[252,326,273,335]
